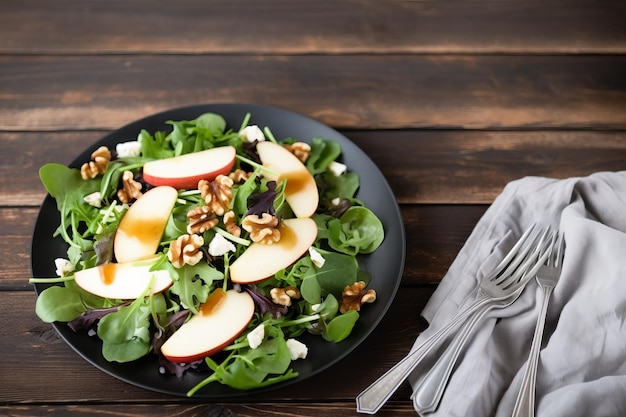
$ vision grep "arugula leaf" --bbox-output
[139,129,174,160]
[272,256,316,289]
[168,262,223,314]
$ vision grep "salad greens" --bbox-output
[30,112,385,395]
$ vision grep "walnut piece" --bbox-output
[117,170,143,203]
[187,205,219,234]
[80,146,111,179]
[228,169,251,184]
[168,234,204,268]
[270,286,301,306]
[340,281,377,313]
[242,213,281,244]
[223,210,241,237]
[198,175,234,216]
[284,142,311,163]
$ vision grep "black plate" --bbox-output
[31,103,406,398]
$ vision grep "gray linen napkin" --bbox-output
[408,171,626,417]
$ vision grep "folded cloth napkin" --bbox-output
[408,171,626,417]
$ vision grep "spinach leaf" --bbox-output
[306,137,342,174]
[300,274,322,304]
[314,251,359,298]
[317,170,360,202]
[97,302,152,362]
[35,285,87,323]
[323,310,359,342]
[188,324,298,394]
[193,112,227,135]
[327,206,384,255]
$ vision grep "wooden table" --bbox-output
[1,1,625,416]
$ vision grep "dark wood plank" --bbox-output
[0,288,433,404]
[353,130,626,204]
[1,0,624,54]
[0,403,419,417]
[1,205,486,288]
[1,55,626,131]
[3,130,625,207]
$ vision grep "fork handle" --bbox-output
[412,303,491,413]
[355,295,491,414]
[511,285,554,417]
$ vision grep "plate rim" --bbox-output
[30,102,406,398]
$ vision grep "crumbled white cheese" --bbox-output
[331,197,341,207]
[247,324,265,349]
[239,125,265,143]
[328,161,347,176]
[116,140,142,158]
[286,338,308,360]
[54,258,74,277]
[208,233,236,257]
[83,191,102,208]
[308,246,325,268]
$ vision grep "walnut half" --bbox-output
[284,142,311,163]
[187,205,219,234]
[198,175,234,216]
[168,234,204,268]
[117,170,143,204]
[270,286,301,306]
[80,146,111,179]
[340,281,377,313]
[242,213,281,244]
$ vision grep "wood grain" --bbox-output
[3,130,625,207]
[1,0,624,54]
[1,55,625,131]
[2,1,625,415]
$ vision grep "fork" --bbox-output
[511,233,565,417]
[356,225,552,415]
[411,231,557,414]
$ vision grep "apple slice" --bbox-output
[230,217,318,284]
[114,186,178,263]
[256,141,319,218]
[143,146,236,189]
[74,258,173,300]
[160,288,255,363]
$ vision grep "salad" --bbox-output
[30,111,384,395]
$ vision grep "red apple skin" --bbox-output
[114,186,178,263]
[143,146,236,189]
[256,141,319,218]
[74,258,173,300]
[230,217,318,284]
[160,289,255,363]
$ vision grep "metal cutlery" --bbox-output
[511,233,565,417]
[412,229,556,414]
[356,224,552,415]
